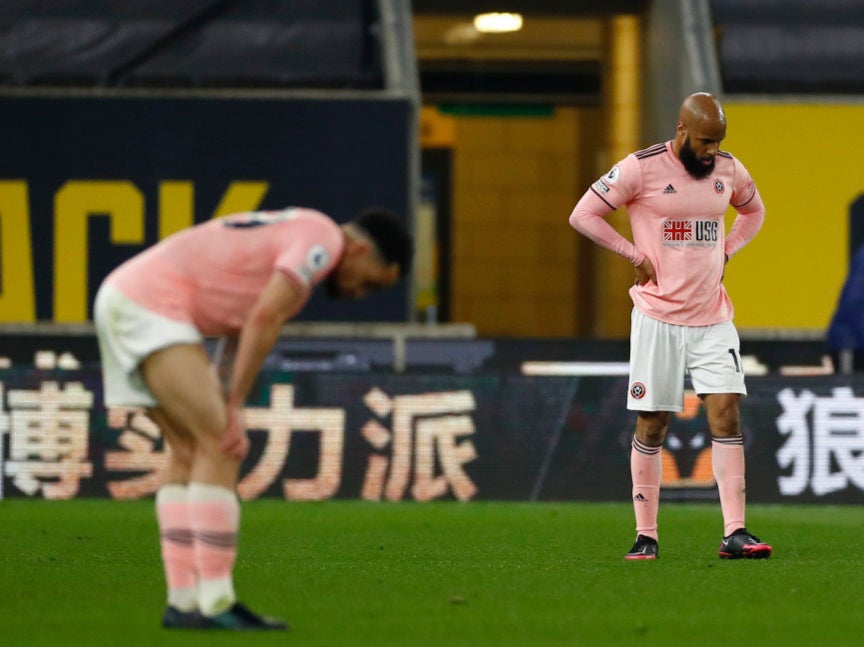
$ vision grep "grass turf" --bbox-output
[0,499,861,646]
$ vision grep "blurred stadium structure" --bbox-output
[0,0,419,324]
[1,0,861,339]
[0,0,858,369]
[0,1,392,88]
[413,0,864,340]
[2,1,864,502]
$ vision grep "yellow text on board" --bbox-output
[0,180,269,322]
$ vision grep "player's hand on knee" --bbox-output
[220,429,249,461]
[219,405,249,461]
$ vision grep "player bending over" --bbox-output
[95,206,413,628]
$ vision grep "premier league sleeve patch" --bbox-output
[590,164,625,205]
[592,179,611,194]
[306,245,330,274]
[294,244,330,285]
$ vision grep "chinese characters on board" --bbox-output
[0,381,478,501]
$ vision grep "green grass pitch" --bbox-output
[0,499,862,646]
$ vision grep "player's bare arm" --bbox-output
[227,271,305,408]
[219,271,305,459]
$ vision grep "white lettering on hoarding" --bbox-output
[3,381,94,498]
[361,388,478,502]
[777,387,864,496]
[0,380,480,501]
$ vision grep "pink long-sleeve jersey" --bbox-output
[569,141,765,326]
[106,207,344,335]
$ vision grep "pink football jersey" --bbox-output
[106,207,344,335]
[569,141,765,325]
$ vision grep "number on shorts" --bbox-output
[728,348,741,373]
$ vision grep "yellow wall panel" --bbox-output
[501,190,553,225]
[447,106,603,336]
[454,117,508,153]
[454,224,508,261]
[453,190,506,224]
[537,300,579,336]
[722,102,864,331]
[453,262,508,298]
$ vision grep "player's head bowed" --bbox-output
[675,92,727,180]
[327,208,414,299]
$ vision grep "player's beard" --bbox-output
[678,136,715,180]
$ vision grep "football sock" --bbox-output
[188,482,239,617]
[712,435,746,536]
[155,484,197,612]
[631,436,662,541]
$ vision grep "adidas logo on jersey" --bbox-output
[663,184,676,194]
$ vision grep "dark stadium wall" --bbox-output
[0,93,411,323]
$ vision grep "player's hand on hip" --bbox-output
[219,404,250,461]
[633,257,657,286]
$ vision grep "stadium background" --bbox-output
[0,0,863,508]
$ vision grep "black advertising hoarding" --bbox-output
[2,369,864,504]
[0,92,410,322]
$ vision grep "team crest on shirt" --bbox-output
[630,382,646,399]
[714,179,724,194]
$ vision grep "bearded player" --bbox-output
[568,92,771,560]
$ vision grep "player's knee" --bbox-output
[194,434,247,466]
[189,433,218,464]
[707,403,741,437]
[710,414,741,438]
[636,412,669,446]
[635,424,667,446]
[169,445,194,473]
[638,426,667,446]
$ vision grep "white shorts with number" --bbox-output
[94,283,203,408]
[627,308,746,412]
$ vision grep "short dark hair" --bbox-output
[352,209,414,277]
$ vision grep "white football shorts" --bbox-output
[94,283,203,407]
[626,308,747,412]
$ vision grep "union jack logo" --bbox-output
[663,219,692,241]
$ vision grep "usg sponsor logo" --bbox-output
[662,219,718,247]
